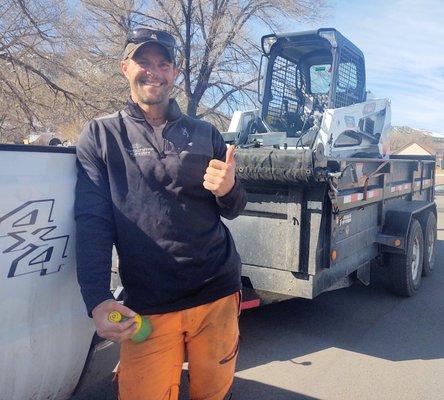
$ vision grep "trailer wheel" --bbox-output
[388,218,424,296]
[422,212,437,276]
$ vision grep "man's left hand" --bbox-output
[203,145,236,197]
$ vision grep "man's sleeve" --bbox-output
[75,120,115,317]
[212,127,247,220]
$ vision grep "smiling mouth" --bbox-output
[139,78,164,87]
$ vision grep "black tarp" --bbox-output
[234,148,315,184]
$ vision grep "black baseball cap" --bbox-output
[122,27,177,63]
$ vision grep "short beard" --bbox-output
[135,82,169,106]
[139,95,166,106]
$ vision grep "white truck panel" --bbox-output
[0,149,95,400]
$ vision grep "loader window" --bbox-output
[334,130,362,147]
[265,56,302,132]
[334,47,365,107]
[310,64,331,94]
[337,62,357,92]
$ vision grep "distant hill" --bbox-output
[390,126,444,155]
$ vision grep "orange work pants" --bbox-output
[118,292,241,400]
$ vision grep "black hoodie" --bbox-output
[75,99,246,316]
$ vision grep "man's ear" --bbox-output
[120,60,128,76]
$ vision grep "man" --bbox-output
[75,27,246,400]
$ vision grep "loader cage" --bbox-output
[333,46,366,108]
[260,28,366,136]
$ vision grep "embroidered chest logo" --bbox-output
[126,143,153,157]
[181,127,193,147]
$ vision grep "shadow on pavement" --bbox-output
[236,240,444,371]
[233,378,320,400]
[178,374,321,400]
[72,373,321,400]
[231,378,321,400]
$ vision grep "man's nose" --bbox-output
[146,69,164,81]
[140,67,157,79]
[142,64,162,76]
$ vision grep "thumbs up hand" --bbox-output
[203,145,236,197]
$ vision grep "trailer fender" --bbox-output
[376,200,436,253]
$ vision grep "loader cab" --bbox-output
[260,28,366,137]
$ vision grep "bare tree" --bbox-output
[0,0,326,143]
[0,0,73,141]
[0,0,100,141]
[80,0,326,125]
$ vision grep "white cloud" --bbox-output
[295,0,444,132]
[344,0,444,132]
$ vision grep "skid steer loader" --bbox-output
[221,28,436,306]
[224,28,391,160]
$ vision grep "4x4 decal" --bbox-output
[0,200,70,278]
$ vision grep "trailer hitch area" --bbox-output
[313,168,340,204]
[314,167,343,183]
[328,171,344,180]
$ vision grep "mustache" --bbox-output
[137,76,167,85]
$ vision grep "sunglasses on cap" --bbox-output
[125,28,176,49]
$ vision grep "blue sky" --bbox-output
[272,0,444,133]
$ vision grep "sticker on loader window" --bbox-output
[0,200,69,278]
[310,64,331,94]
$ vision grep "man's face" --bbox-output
[121,43,178,106]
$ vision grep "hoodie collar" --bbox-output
[125,98,183,123]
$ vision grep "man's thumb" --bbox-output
[225,145,236,165]
[115,302,136,318]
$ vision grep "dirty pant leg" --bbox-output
[186,292,241,400]
[118,312,185,400]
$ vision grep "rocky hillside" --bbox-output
[390,126,444,154]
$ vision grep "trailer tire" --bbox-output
[422,212,437,276]
[388,218,424,296]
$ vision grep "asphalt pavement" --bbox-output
[72,193,444,400]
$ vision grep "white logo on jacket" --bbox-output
[126,143,153,157]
